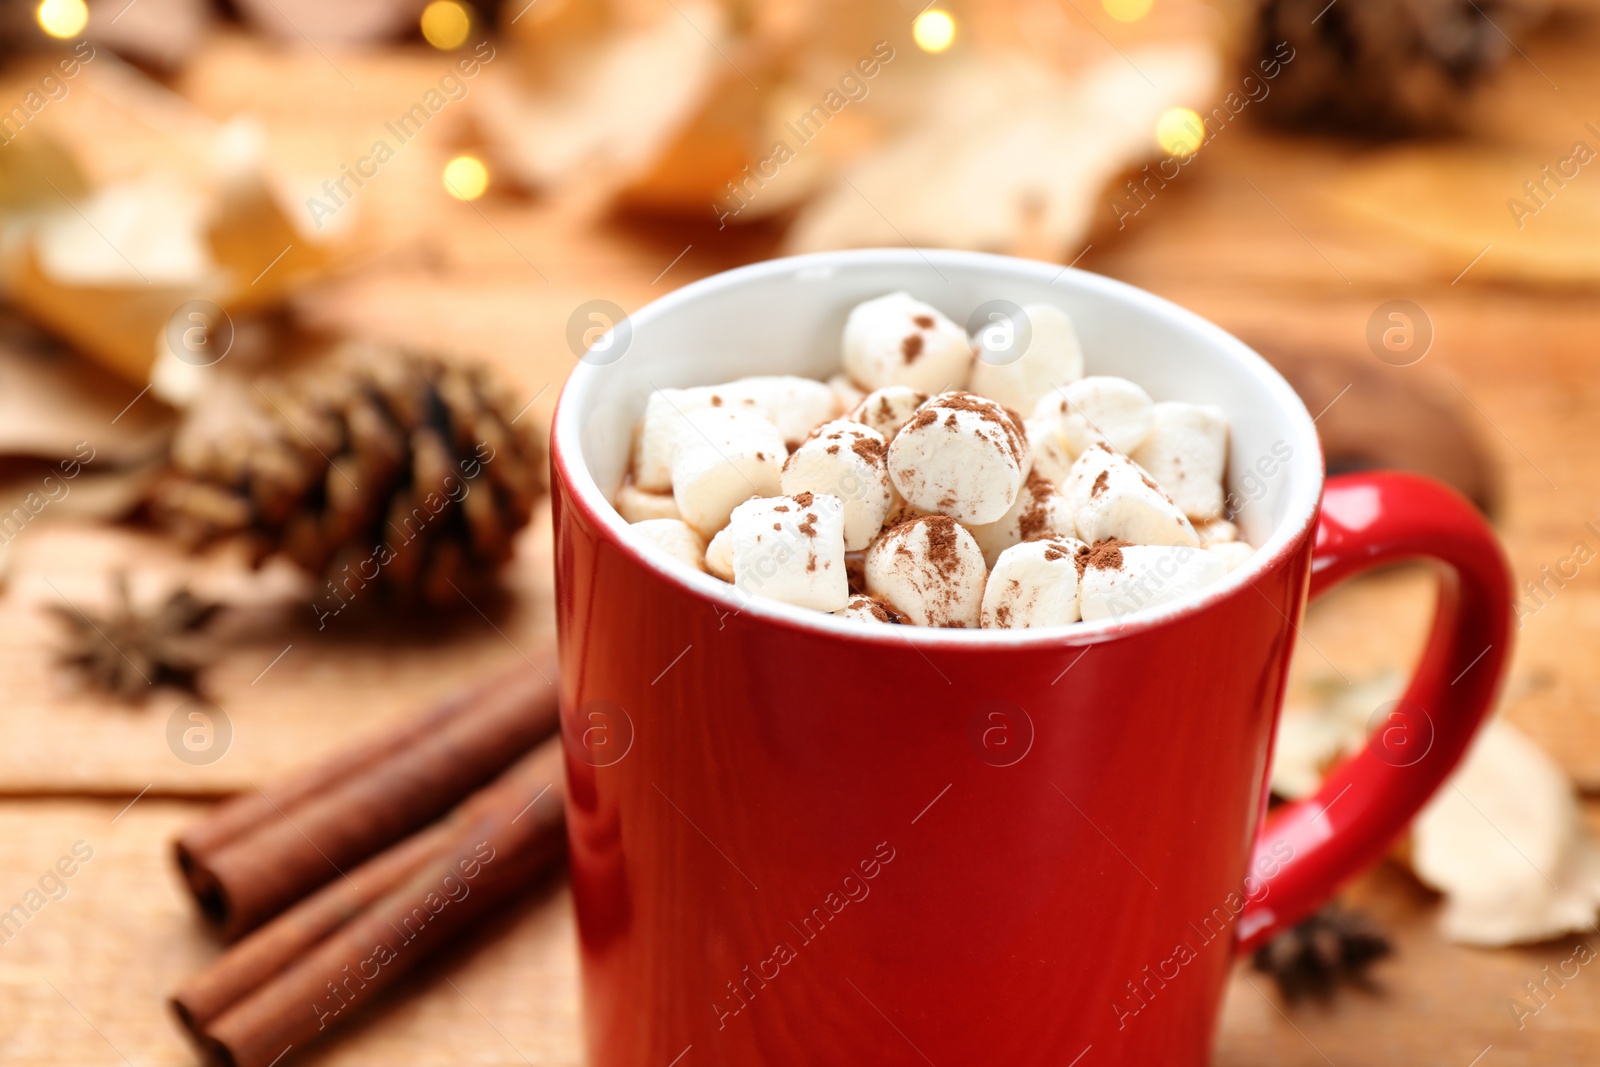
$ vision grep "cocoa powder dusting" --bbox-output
[901,334,924,362]
[850,435,886,464]
[932,391,1025,461]
[791,492,815,508]
[1017,472,1055,541]
[797,512,818,537]
[1091,470,1110,499]
[855,596,906,624]
[907,408,939,432]
[917,515,962,577]
[912,314,935,329]
[1084,538,1132,572]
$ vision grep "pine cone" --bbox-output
[1245,0,1540,135]
[156,344,546,608]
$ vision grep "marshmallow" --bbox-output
[849,386,928,440]
[842,292,973,394]
[827,372,866,414]
[1026,416,1074,486]
[626,519,706,572]
[865,515,987,628]
[1131,402,1229,521]
[981,538,1086,629]
[968,303,1085,414]
[670,407,787,537]
[1062,444,1198,548]
[1031,376,1155,456]
[780,419,893,550]
[833,594,908,625]
[967,471,1077,568]
[728,492,848,611]
[1079,541,1227,623]
[880,489,933,532]
[705,527,734,580]
[616,483,681,523]
[887,391,1030,525]
[631,386,766,492]
[1195,518,1238,546]
[1207,540,1256,572]
[713,376,840,446]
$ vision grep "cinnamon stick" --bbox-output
[173,738,567,1067]
[176,653,559,938]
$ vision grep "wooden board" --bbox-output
[6,9,1600,1066]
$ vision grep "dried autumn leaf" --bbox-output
[784,44,1219,258]
[473,0,733,201]
[1269,672,1401,800]
[1412,718,1600,946]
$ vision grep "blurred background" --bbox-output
[1,0,1599,1062]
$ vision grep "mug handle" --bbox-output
[1236,471,1513,954]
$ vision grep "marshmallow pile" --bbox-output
[617,291,1255,629]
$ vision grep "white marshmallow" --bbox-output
[981,538,1086,628]
[670,407,787,537]
[780,419,893,551]
[616,483,681,523]
[842,292,972,394]
[1031,376,1155,456]
[1131,402,1229,521]
[727,493,848,612]
[1195,518,1238,546]
[967,472,1077,568]
[827,372,866,414]
[849,386,928,440]
[1207,540,1256,572]
[626,519,706,572]
[713,376,840,446]
[968,303,1085,414]
[880,489,933,532]
[1079,542,1227,623]
[832,594,908,625]
[887,391,1030,526]
[1062,444,1198,548]
[631,386,766,492]
[865,515,987,628]
[705,527,734,581]
[1026,416,1074,486]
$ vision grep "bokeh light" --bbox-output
[420,1,472,50]
[1103,0,1154,22]
[1156,107,1205,157]
[912,10,956,54]
[36,0,88,38]
[442,155,489,201]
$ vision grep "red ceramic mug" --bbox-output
[550,249,1511,1066]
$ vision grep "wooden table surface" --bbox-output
[4,11,1600,1066]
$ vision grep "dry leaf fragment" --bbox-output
[474,0,731,201]
[1412,718,1600,946]
[48,573,220,701]
[784,44,1219,258]
[1269,672,1401,800]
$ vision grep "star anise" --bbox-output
[49,573,220,701]
[1252,902,1392,1002]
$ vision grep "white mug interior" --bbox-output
[552,248,1323,645]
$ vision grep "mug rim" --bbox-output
[551,248,1324,648]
